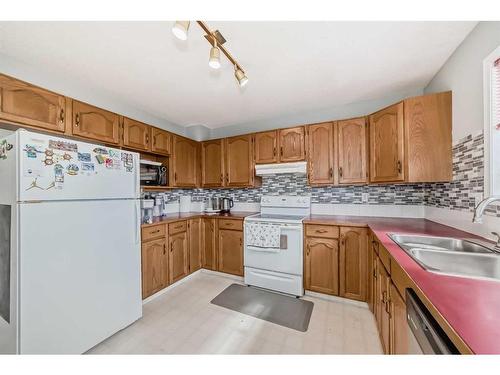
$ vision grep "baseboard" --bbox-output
[142,269,203,304]
[304,290,369,309]
[200,268,245,282]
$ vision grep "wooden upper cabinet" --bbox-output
[279,126,305,162]
[188,218,202,273]
[254,130,278,164]
[141,238,168,299]
[304,237,339,295]
[0,74,66,132]
[225,134,254,187]
[169,230,188,284]
[201,139,224,187]
[339,227,368,302]
[151,128,171,155]
[72,100,120,144]
[307,122,334,185]
[172,135,198,187]
[122,117,150,151]
[218,229,243,276]
[202,218,217,270]
[404,91,452,182]
[369,102,404,183]
[338,117,368,184]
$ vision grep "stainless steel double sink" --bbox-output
[388,234,500,282]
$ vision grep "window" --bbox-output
[484,45,500,196]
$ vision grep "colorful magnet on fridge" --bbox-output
[66,164,79,176]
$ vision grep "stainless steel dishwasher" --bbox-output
[406,289,459,354]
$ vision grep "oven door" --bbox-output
[244,222,303,275]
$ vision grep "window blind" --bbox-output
[494,57,500,131]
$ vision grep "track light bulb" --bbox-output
[172,21,190,40]
[209,46,221,69]
[234,67,249,87]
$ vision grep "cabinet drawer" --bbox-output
[305,224,339,238]
[142,224,165,242]
[218,219,243,231]
[169,220,187,234]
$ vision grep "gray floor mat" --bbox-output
[210,284,314,332]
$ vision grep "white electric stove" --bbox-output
[244,195,311,296]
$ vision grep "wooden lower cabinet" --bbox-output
[217,229,244,276]
[390,282,408,354]
[378,262,391,354]
[188,218,202,273]
[339,227,368,301]
[169,231,189,284]
[202,218,217,270]
[304,237,339,295]
[141,237,168,299]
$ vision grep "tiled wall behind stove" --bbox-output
[162,132,500,217]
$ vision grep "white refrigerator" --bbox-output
[0,129,142,354]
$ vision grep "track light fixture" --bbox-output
[172,21,248,86]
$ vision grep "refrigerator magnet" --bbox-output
[23,145,42,159]
[49,140,78,153]
[66,164,79,176]
[93,147,108,155]
[95,154,106,164]
[1,140,13,159]
[77,152,91,162]
[81,163,95,172]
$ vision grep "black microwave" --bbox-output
[140,160,168,186]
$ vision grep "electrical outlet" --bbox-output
[362,193,369,203]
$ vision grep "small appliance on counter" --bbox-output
[204,197,222,213]
[140,159,167,186]
[221,197,234,213]
[141,199,155,224]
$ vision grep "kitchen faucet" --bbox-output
[472,195,500,224]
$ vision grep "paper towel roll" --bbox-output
[179,196,191,213]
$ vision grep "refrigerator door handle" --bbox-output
[134,200,140,245]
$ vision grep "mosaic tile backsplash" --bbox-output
[156,132,498,217]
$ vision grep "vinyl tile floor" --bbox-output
[86,271,383,354]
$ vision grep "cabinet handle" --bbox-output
[338,167,343,178]
[386,300,392,317]
[163,244,166,255]
[280,146,283,157]
[273,147,276,157]
[174,172,177,182]
[153,136,156,146]
[59,108,65,124]
[146,134,150,144]
[306,244,310,256]
[151,229,160,234]
[340,234,345,245]
[315,229,328,233]
[397,160,402,174]
[330,168,334,178]
[226,173,229,184]
[382,291,388,304]
[75,113,80,127]
[220,173,223,183]
[373,268,377,278]
[225,222,233,226]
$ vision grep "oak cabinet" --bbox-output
[188,218,202,273]
[369,102,404,183]
[254,130,278,164]
[122,117,150,151]
[378,262,391,354]
[307,122,334,185]
[72,100,121,144]
[151,128,171,155]
[217,228,244,276]
[201,139,224,187]
[339,227,368,302]
[337,117,368,184]
[0,74,67,133]
[141,237,168,299]
[304,237,339,295]
[202,218,217,270]
[169,230,189,284]
[279,126,306,162]
[171,135,198,187]
[390,282,408,354]
[225,134,255,187]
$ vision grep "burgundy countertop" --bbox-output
[306,215,500,354]
[141,211,257,227]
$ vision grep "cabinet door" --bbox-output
[72,100,120,144]
[225,135,254,187]
[151,128,171,155]
[369,102,404,182]
[254,130,278,164]
[307,122,334,184]
[201,139,224,187]
[218,229,243,276]
[169,231,188,284]
[378,263,391,354]
[122,117,150,151]
[390,283,408,354]
[279,126,305,162]
[374,257,381,327]
[202,218,217,270]
[172,135,198,187]
[339,227,368,302]
[141,238,167,299]
[338,117,368,184]
[188,218,202,273]
[0,74,66,132]
[305,237,339,295]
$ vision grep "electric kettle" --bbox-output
[221,197,234,213]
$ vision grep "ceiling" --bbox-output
[0,21,476,130]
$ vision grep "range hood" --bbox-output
[255,161,307,175]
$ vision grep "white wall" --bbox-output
[424,22,500,141]
[0,52,187,137]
